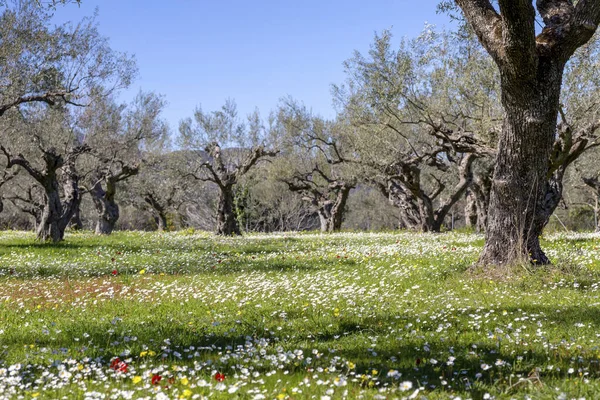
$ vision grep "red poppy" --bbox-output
[152,374,162,385]
[416,358,421,365]
[214,372,225,382]
[110,357,128,373]
[111,269,118,276]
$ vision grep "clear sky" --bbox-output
[53,1,451,133]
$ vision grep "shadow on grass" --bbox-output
[5,304,600,396]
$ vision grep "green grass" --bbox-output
[1,230,600,399]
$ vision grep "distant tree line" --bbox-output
[1,0,600,244]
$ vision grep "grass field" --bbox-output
[1,230,600,399]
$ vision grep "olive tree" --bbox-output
[334,29,495,232]
[179,100,278,235]
[0,1,135,241]
[0,105,91,241]
[275,99,356,232]
[453,0,600,266]
[0,1,134,117]
[80,92,168,234]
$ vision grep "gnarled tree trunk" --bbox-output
[144,193,169,232]
[2,146,88,242]
[479,64,563,265]
[465,170,492,233]
[383,154,476,232]
[456,0,600,266]
[316,183,353,232]
[68,196,84,231]
[583,177,600,232]
[91,180,119,235]
[329,183,352,231]
[90,164,138,235]
[465,188,478,230]
[37,153,82,242]
[216,184,240,235]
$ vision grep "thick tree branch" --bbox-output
[497,0,537,71]
[434,153,476,222]
[0,146,44,183]
[236,146,279,178]
[455,0,505,63]
[537,0,574,26]
[535,0,600,60]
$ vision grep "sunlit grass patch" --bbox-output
[1,231,600,398]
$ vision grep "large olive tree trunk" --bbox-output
[285,179,355,233]
[480,65,563,265]
[315,183,353,232]
[91,181,119,235]
[90,165,138,235]
[216,184,240,235]
[382,154,476,232]
[38,182,63,242]
[456,0,600,266]
[187,143,277,236]
[144,193,169,231]
[68,197,84,231]
[37,152,83,242]
[1,146,89,242]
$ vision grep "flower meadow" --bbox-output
[1,231,600,399]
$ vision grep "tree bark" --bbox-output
[456,0,600,266]
[465,188,478,229]
[465,171,492,233]
[383,182,421,230]
[583,177,600,232]
[216,184,240,235]
[155,213,167,231]
[91,180,119,235]
[383,154,476,233]
[1,146,87,242]
[68,196,84,231]
[144,193,169,232]
[329,184,352,231]
[37,187,63,242]
[36,151,67,242]
[317,207,331,233]
[37,169,81,241]
[479,62,563,265]
[315,183,353,232]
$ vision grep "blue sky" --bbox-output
[54,1,451,132]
